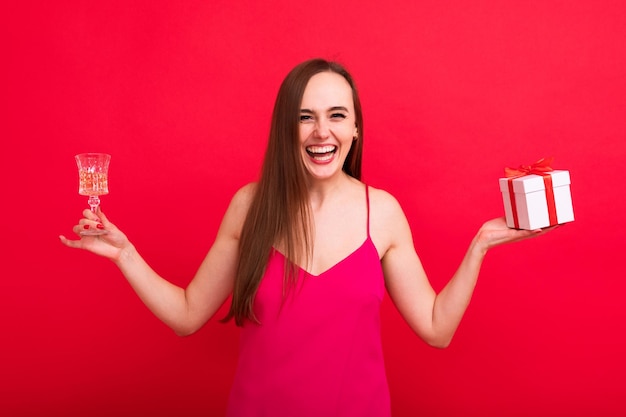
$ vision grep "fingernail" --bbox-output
[96,224,104,230]
[83,225,90,230]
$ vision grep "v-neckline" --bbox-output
[272,237,370,278]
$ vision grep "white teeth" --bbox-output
[313,153,333,161]
[306,145,336,154]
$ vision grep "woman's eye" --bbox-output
[300,114,313,122]
[331,113,347,119]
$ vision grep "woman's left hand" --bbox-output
[474,217,558,253]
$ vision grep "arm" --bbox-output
[375,192,551,348]
[59,184,255,336]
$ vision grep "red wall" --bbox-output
[3,1,625,416]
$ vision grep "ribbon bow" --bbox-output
[505,157,554,178]
[504,157,557,229]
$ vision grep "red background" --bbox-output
[3,1,625,416]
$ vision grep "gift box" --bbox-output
[499,158,575,230]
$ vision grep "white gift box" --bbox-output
[499,170,575,230]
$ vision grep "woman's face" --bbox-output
[298,71,358,182]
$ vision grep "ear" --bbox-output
[353,126,359,140]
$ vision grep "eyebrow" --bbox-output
[300,106,350,113]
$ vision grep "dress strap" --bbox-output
[365,184,370,237]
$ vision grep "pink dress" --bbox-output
[226,186,390,417]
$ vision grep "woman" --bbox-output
[60,58,551,416]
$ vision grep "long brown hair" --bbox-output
[224,58,364,326]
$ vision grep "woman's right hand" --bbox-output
[59,207,131,262]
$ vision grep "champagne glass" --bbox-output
[75,153,111,236]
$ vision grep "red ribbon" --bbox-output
[504,157,558,229]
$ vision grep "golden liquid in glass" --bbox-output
[79,171,109,196]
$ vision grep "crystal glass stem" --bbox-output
[88,195,101,213]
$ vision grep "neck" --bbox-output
[306,172,353,210]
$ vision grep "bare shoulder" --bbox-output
[367,186,412,256]
[369,187,404,226]
[367,186,404,216]
[220,182,258,239]
[230,182,258,209]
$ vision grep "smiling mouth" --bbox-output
[306,145,337,161]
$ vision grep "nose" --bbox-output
[314,119,330,139]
